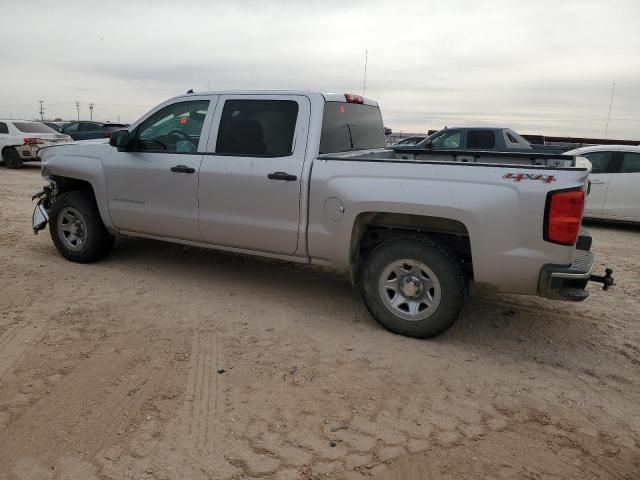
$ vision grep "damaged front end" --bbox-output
[32,182,57,234]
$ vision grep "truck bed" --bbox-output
[319,148,588,169]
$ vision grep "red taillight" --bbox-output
[545,189,585,245]
[23,138,45,145]
[344,93,364,104]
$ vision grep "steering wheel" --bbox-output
[167,129,195,145]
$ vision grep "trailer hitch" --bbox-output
[590,268,615,290]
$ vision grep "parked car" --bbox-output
[0,120,72,168]
[565,145,640,223]
[61,121,128,140]
[40,121,67,132]
[32,91,612,338]
[393,127,569,156]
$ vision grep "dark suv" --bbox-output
[61,121,127,141]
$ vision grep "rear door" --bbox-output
[198,95,310,255]
[602,151,640,221]
[583,151,615,216]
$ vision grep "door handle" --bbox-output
[267,172,297,181]
[170,165,195,174]
[590,179,606,184]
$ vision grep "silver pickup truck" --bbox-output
[32,91,613,338]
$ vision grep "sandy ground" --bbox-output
[0,164,639,480]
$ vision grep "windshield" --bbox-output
[13,122,57,134]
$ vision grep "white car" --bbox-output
[565,145,640,223]
[0,120,72,169]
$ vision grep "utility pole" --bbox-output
[75,101,80,121]
[604,82,615,139]
[89,102,94,120]
[39,100,45,121]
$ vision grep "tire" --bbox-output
[49,190,115,263]
[3,148,22,169]
[361,236,465,338]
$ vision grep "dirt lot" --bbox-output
[0,164,639,480]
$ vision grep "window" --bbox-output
[216,100,299,156]
[620,152,640,173]
[319,102,385,154]
[583,151,612,174]
[506,132,518,143]
[62,123,79,133]
[12,122,57,134]
[0,122,8,134]
[79,122,101,132]
[430,130,462,149]
[467,130,496,149]
[135,100,209,153]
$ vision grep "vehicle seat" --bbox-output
[233,119,267,154]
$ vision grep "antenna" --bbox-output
[39,100,45,121]
[75,101,80,121]
[604,82,615,139]
[89,102,95,120]
[362,49,368,97]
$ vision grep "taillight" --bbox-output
[544,189,585,245]
[104,131,112,138]
[344,93,364,104]
[23,138,45,145]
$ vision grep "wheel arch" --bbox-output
[348,212,473,284]
[50,175,114,231]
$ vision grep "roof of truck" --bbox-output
[174,90,379,107]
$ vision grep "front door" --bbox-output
[105,97,216,241]
[198,95,310,255]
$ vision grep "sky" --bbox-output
[0,0,639,139]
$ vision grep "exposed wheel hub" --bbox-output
[399,275,424,299]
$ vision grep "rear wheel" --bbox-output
[3,148,22,169]
[49,190,115,263]
[361,236,465,338]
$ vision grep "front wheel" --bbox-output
[49,190,115,263]
[361,236,465,338]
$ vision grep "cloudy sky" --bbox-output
[1,0,639,139]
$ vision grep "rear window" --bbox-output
[12,122,57,134]
[467,130,496,149]
[583,151,612,174]
[319,102,385,154]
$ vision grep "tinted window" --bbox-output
[79,122,101,132]
[136,100,209,153]
[12,122,57,134]
[62,123,79,133]
[467,130,496,149]
[216,100,298,156]
[430,130,462,149]
[583,151,612,174]
[319,102,385,154]
[620,152,640,173]
[506,132,518,143]
[0,122,8,134]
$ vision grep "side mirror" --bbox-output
[110,130,130,151]
[425,139,433,149]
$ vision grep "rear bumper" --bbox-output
[539,249,594,301]
[538,228,614,301]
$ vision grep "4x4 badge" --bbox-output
[503,173,556,184]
